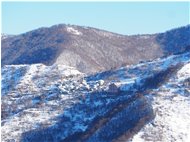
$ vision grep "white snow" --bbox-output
[140,35,150,39]
[1,52,190,142]
[119,78,136,91]
[1,63,85,142]
[131,62,190,142]
[73,124,88,131]
[66,27,82,35]
[177,62,190,80]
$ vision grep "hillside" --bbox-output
[1,52,190,142]
[2,24,190,73]
[1,24,190,141]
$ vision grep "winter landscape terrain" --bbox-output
[1,24,190,142]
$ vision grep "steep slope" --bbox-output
[2,24,190,73]
[156,25,190,54]
[1,52,190,142]
[132,62,190,142]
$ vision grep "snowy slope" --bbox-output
[131,62,190,142]
[1,52,190,142]
[1,64,85,141]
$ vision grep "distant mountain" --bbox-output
[2,24,190,73]
[2,52,190,142]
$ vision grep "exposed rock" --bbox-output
[107,83,120,93]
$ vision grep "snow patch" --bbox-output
[177,62,190,80]
[66,27,82,35]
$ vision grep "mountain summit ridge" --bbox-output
[2,24,190,73]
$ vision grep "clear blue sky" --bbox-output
[2,2,190,35]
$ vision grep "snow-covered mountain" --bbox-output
[2,51,190,142]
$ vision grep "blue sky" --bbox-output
[2,2,190,35]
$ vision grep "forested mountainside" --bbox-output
[2,24,190,73]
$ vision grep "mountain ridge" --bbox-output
[2,24,190,74]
